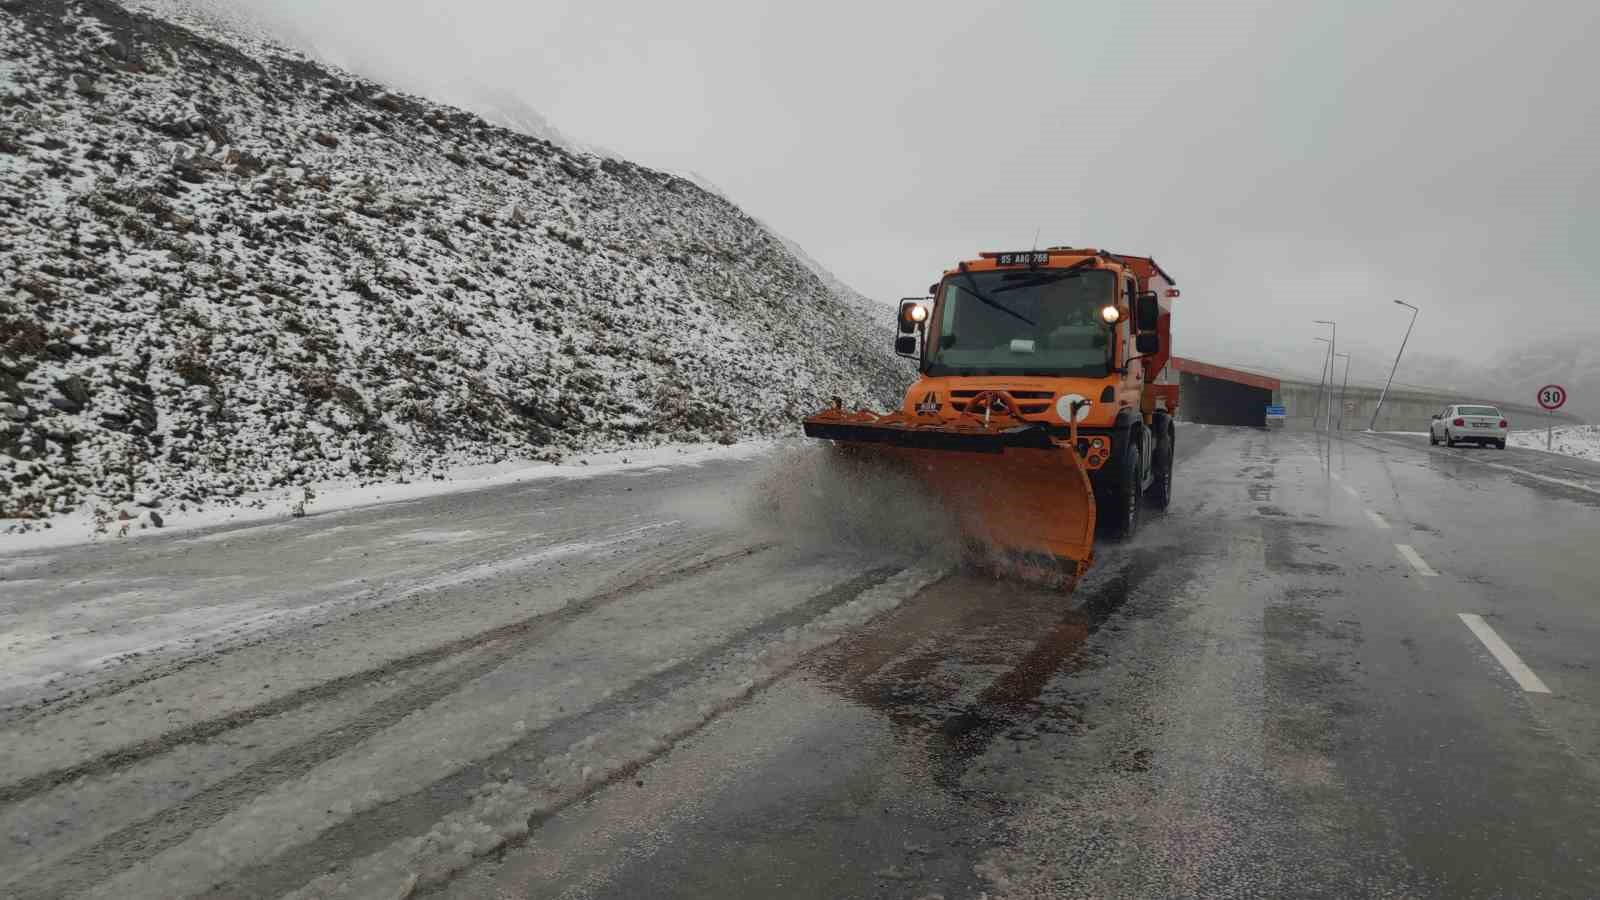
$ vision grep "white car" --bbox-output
[1429,404,1508,449]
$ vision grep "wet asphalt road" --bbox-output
[3,426,1599,898]
[439,427,1600,900]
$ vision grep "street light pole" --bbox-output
[1370,300,1419,432]
[1335,352,1351,431]
[1315,320,1337,437]
[1314,337,1332,432]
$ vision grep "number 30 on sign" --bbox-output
[1537,385,1567,411]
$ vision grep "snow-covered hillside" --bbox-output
[122,0,594,152]
[0,0,906,523]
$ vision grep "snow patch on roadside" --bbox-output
[0,440,779,553]
[1508,425,1600,462]
[0,520,685,706]
[283,564,951,900]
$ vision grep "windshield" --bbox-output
[926,269,1115,376]
[1458,406,1501,417]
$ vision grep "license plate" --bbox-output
[995,251,1050,266]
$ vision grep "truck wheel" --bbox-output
[1145,421,1174,511]
[1103,437,1141,541]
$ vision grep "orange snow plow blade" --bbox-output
[803,400,1096,589]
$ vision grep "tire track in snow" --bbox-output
[0,542,774,809]
[207,567,907,900]
[8,542,783,900]
[0,519,672,723]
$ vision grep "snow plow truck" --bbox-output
[803,246,1180,589]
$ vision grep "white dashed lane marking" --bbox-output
[1365,510,1391,529]
[1459,614,1552,694]
[1342,485,1360,498]
[1395,543,1439,577]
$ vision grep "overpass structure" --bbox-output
[1171,357,1584,432]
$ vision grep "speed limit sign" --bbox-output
[1537,384,1567,411]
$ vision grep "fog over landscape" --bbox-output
[9,5,1600,897]
[151,0,1598,413]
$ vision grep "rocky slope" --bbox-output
[0,0,906,522]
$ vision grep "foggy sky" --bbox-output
[225,0,1597,380]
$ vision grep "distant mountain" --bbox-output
[1180,332,1595,422]
[1336,338,1599,421]
[1463,336,1600,421]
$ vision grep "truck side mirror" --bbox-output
[895,335,919,358]
[1136,334,1161,354]
[1135,291,1160,332]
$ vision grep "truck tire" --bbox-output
[1145,419,1175,511]
[1102,435,1141,541]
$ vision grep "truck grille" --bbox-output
[949,389,1055,416]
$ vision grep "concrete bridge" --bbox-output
[1170,357,1584,432]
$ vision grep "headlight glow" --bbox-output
[908,304,928,323]
[1100,305,1121,324]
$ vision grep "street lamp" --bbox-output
[1370,300,1419,432]
[1335,352,1351,431]
[1314,337,1333,432]
[1315,320,1337,436]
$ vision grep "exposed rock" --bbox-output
[49,377,91,413]
[72,74,105,98]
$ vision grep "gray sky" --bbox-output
[231,0,1598,377]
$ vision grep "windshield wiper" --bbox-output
[958,263,1035,326]
[991,257,1101,294]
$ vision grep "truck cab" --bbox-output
[894,247,1179,535]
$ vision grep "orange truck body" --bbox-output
[804,246,1180,588]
